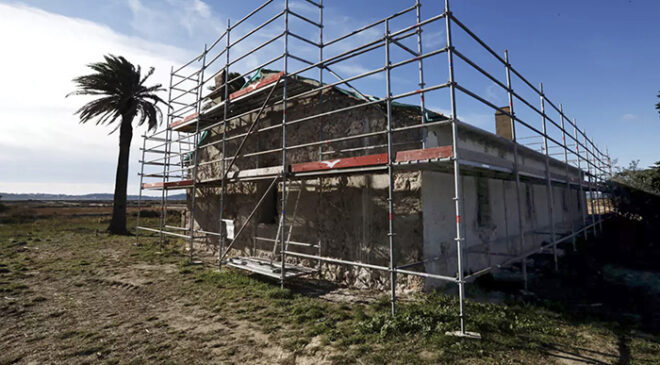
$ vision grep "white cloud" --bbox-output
[621,113,637,121]
[484,83,503,104]
[126,0,223,41]
[331,63,384,81]
[0,3,193,195]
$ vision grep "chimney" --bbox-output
[495,106,513,140]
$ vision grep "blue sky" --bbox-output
[0,0,658,194]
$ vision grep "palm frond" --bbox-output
[69,54,166,133]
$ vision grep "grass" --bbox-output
[0,206,658,364]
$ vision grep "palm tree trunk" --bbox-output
[108,116,133,235]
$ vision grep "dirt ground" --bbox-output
[0,203,658,364]
[1,219,325,363]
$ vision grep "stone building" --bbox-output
[169,69,585,290]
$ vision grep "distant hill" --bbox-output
[0,192,186,201]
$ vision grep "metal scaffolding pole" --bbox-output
[558,104,575,250]
[608,152,613,214]
[592,141,603,232]
[159,68,175,248]
[573,120,587,240]
[415,0,427,148]
[593,145,601,231]
[317,0,324,279]
[539,83,557,271]
[280,0,289,289]
[159,127,172,250]
[385,18,397,316]
[445,0,472,337]
[504,50,528,290]
[218,19,231,269]
[136,134,147,245]
[584,133,597,237]
[188,45,207,262]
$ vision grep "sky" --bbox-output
[0,0,658,195]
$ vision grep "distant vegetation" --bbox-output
[0,193,185,201]
[0,195,6,213]
[614,160,660,195]
[609,161,660,251]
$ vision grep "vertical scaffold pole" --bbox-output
[600,148,609,216]
[600,146,606,228]
[559,104,575,250]
[593,146,601,231]
[573,120,587,239]
[607,147,614,214]
[317,0,324,278]
[159,68,175,248]
[218,20,231,269]
[592,141,603,232]
[188,45,207,262]
[385,18,397,316]
[415,0,427,147]
[136,134,147,245]
[591,143,599,232]
[161,125,172,249]
[584,134,597,237]
[445,0,467,334]
[160,128,171,250]
[280,0,289,289]
[539,83,557,271]
[504,50,527,290]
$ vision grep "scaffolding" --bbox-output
[136,0,614,336]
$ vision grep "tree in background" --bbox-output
[656,90,660,117]
[614,160,660,194]
[69,55,165,235]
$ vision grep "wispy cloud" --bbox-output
[126,0,223,41]
[621,113,637,121]
[484,82,503,104]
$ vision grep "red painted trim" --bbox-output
[229,71,285,100]
[291,153,389,173]
[170,113,199,129]
[290,146,453,173]
[142,147,453,188]
[394,146,453,162]
[142,179,193,189]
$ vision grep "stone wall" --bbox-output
[186,86,587,291]
[189,87,426,289]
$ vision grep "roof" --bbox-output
[170,68,446,132]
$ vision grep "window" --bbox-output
[476,177,491,227]
[258,183,278,224]
[525,184,534,220]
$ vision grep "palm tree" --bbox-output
[69,55,165,235]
